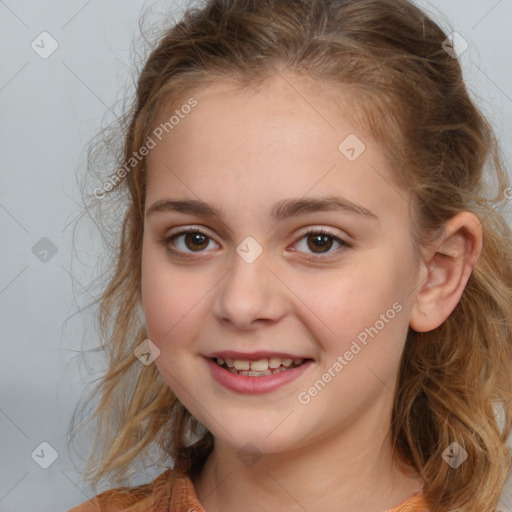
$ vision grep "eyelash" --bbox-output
[163,227,350,261]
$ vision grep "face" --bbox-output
[141,75,421,455]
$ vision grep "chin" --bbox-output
[204,415,308,456]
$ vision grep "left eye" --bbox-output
[293,230,348,256]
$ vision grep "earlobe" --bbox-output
[409,212,483,333]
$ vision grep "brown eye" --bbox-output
[183,232,209,251]
[292,229,349,260]
[307,233,334,253]
[164,229,218,255]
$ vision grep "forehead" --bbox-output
[145,75,410,224]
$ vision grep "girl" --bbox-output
[68,0,512,510]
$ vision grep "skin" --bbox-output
[141,74,482,512]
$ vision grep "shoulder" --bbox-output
[68,467,204,512]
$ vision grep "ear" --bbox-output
[409,212,483,333]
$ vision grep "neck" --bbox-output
[192,410,423,512]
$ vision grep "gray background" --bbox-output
[1,0,511,510]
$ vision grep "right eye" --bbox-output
[163,228,220,257]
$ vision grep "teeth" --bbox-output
[247,370,272,376]
[268,357,282,369]
[250,359,269,371]
[228,367,285,376]
[215,356,307,375]
[233,359,250,370]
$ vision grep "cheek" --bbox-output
[141,244,195,345]
[315,254,406,327]
[302,246,414,364]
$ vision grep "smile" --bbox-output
[206,356,314,394]
[213,356,305,376]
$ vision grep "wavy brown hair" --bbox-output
[69,0,512,510]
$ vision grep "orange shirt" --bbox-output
[68,468,428,512]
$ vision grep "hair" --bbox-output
[68,0,512,510]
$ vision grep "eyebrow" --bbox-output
[146,195,378,222]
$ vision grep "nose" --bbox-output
[212,246,290,331]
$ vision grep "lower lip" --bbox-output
[205,357,314,394]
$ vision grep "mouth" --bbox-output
[210,356,311,377]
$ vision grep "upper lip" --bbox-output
[205,351,312,361]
